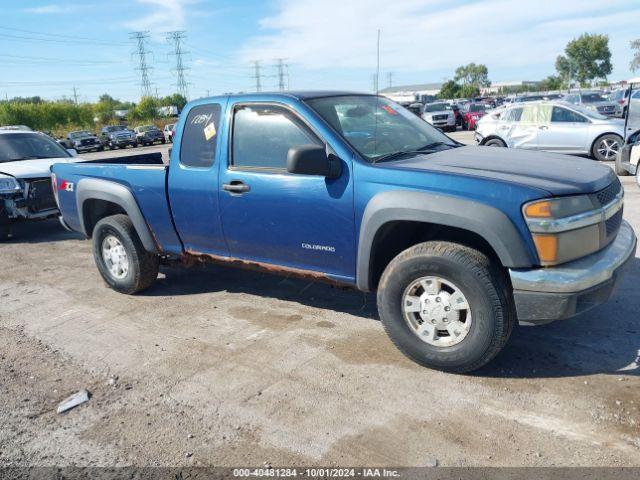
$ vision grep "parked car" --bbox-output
[0,125,33,131]
[460,103,488,130]
[615,81,640,176]
[100,125,138,149]
[134,125,165,146]
[163,124,176,143]
[0,130,83,240]
[52,92,636,373]
[513,94,545,103]
[405,103,423,116]
[563,91,618,117]
[63,130,102,153]
[421,102,456,131]
[475,101,624,161]
[609,89,629,117]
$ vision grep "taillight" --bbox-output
[51,173,59,206]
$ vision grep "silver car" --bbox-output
[421,102,456,132]
[474,101,625,161]
[563,91,618,117]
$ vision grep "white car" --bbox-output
[0,130,83,240]
[474,101,625,162]
[421,102,456,132]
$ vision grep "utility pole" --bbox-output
[252,61,262,92]
[72,86,78,105]
[387,72,393,89]
[166,31,189,100]
[275,58,288,91]
[130,31,152,98]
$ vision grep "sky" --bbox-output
[1,0,639,103]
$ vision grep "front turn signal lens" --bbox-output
[532,234,558,263]
[524,200,552,218]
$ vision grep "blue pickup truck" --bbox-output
[52,92,637,373]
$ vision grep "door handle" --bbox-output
[223,180,251,194]
[538,125,549,130]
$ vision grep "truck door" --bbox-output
[167,100,229,256]
[218,102,355,280]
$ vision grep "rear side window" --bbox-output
[551,107,587,123]
[180,103,221,168]
[231,104,320,170]
[502,107,523,122]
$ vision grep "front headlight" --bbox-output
[523,195,604,265]
[0,176,21,194]
[74,140,82,146]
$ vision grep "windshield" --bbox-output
[0,133,71,162]
[106,125,127,132]
[424,103,451,112]
[69,130,92,139]
[581,93,607,103]
[306,95,457,162]
[468,104,486,112]
[569,103,608,120]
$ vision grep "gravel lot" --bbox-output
[1,134,639,467]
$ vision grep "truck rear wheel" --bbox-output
[377,241,515,373]
[92,214,159,294]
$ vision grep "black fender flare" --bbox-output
[356,190,534,291]
[75,178,159,253]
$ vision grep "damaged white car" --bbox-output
[474,101,625,162]
[0,130,82,240]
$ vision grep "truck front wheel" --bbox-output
[92,214,159,294]
[377,241,515,373]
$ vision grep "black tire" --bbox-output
[0,204,11,241]
[92,214,159,294]
[591,133,623,162]
[485,138,506,148]
[614,151,630,176]
[377,241,515,373]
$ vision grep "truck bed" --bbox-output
[52,152,182,254]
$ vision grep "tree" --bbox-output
[538,75,563,91]
[631,39,640,73]
[454,63,490,89]
[159,93,187,111]
[94,94,118,123]
[555,33,612,86]
[437,80,462,99]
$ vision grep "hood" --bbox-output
[0,156,84,179]
[380,146,615,196]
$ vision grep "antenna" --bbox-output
[375,29,381,94]
[130,31,152,98]
[167,31,190,100]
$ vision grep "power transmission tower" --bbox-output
[251,61,262,92]
[387,72,393,88]
[130,31,152,98]
[275,58,288,91]
[166,31,189,100]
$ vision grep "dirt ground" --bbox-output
[0,140,639,467]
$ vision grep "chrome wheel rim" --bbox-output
[101,235,129,280]
[401,276,472,347]
[597,137,620,160]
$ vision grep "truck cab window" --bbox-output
[180,103,222,168]
[231,105,320,170]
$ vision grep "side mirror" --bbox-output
[287,145,341,178]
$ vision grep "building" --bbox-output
[481,81,540,95]
[379,83,443,104]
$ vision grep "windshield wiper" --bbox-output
[372,150,425,164]
[416,141,457,151]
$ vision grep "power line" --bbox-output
[251,61,262,92]
[130,31,153,98]
[0,25,130,46]
[167,31,190,100]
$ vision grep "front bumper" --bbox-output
[510,221,637,324]
[75,144,100,152]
